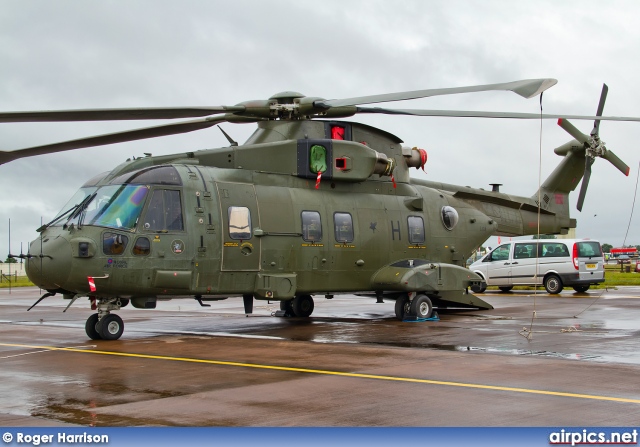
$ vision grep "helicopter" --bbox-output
[1,78,635,341]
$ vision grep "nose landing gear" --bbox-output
[85,298,126,340]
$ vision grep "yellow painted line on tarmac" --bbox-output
[2,341,640,405]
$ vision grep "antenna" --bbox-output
[218,125,238,146]
[7,218,11,294]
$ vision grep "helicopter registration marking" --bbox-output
[2,342,640,405]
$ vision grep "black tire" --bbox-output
[499,286,513,293]
[85,313,102,340]
[410,294,433,319]
[394,295,410,320]
[292,295,314,318]
[279,300,295,317]
[98,314,124,340]
[544,274,563,294]
[573,285,590,293]
[471,282,487,293]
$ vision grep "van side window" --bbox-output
[514,243,536,259]
[408,216,425,244]
[541,242,569,257]
[228,206,252,240]
[302,211,322,242]
[486,243,510,262]
[334,212,354,243]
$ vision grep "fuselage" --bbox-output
[25,119,498,301]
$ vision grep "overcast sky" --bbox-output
[1,0,640,259]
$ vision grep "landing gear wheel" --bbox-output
[98,314,124,340]
[280,300,295,317]
[544,274,563,294]
[394,294,410,320]
[85,313,102,340]
[292,295,314,317]
[573,285,590,293]
[498,286,513,293]
[410,294,433,319]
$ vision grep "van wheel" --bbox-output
[573,285,589,293]
[498,286,513,293]
[544,274,563,294]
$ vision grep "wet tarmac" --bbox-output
[1,286,640,426]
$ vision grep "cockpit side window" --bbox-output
[142,189,183,232]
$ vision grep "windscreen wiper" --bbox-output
[36,192,97,232]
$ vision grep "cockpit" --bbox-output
[51,166,183,232]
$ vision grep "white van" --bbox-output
[470,239,605,294]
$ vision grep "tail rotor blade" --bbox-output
[577,157,595,211]
[603,150,631,176]
[558,118,589,144]
[591,84,608,137]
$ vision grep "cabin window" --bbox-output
[228,206,252,240]
[133,237,151,256]
[514,243,536,259]
[407,216,425,244]
[143,189,183,231]
[334,212,354,243]
[301,211,322,242]
[541,242,570,257]
[441,206,459,231]
[103,232,129,256]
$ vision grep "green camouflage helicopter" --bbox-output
[1,79,635,340]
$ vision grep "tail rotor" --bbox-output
[557,84,630,211]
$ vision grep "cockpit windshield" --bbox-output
[52,166,181,231]
[57,184,149,230]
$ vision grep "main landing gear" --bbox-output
[279,294,315,317]
[394,293,434,320]
[85,298,128,340]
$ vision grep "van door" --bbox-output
[483,243,512,287]
[511,242,539,285]
[576,241,605,281]
[216,182,261,271]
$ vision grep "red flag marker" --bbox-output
[88,276,96,292]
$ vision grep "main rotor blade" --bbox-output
[591,84,608,137]
[576,157,595,212]
[603,149,631,176]
[317,78,558,108]
[0,115,230,166]
[0,106,246,123]
[355,107,640,124]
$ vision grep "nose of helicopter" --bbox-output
[26,235,72,290]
